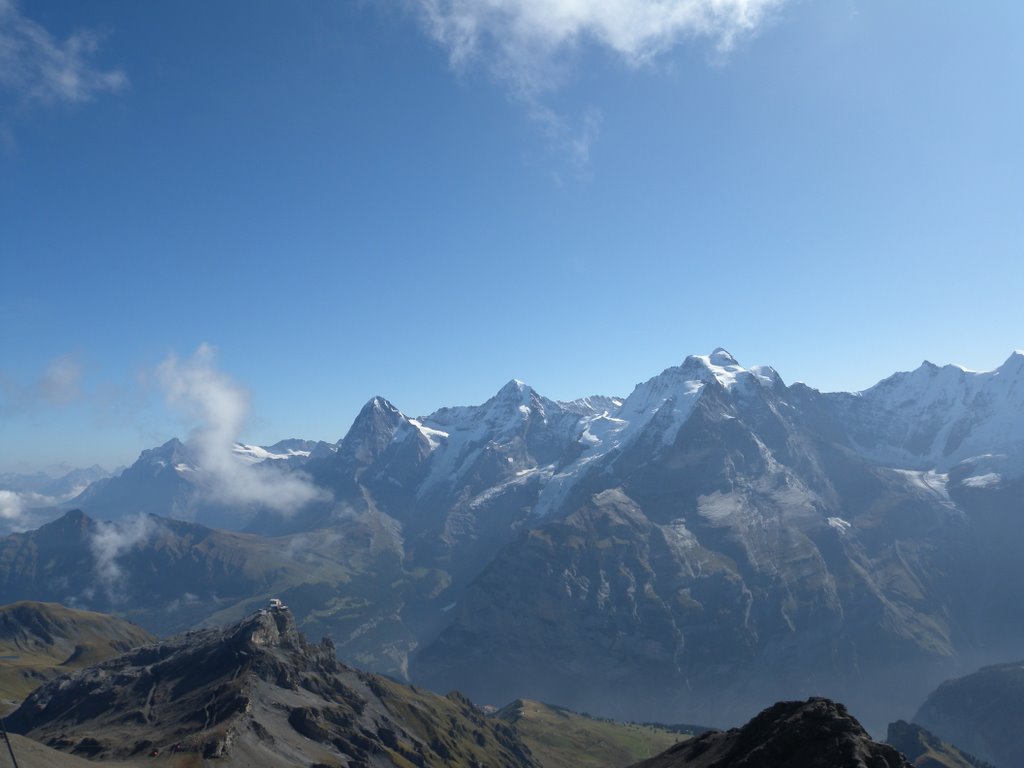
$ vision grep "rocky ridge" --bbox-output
[7,606,539,767]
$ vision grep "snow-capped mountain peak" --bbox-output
[749,364,785,389]
[835,351,1024,472]
[425,379,551,433]
[532,350,778,517]
[681,350,739,385]
[362,396,401,418]
[497,378,529,396]
[490,379,544,418]
[335,396,411,466]
[676,348,778,391]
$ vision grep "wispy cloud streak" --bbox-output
[0,0,126,106]
[89,514,161,601]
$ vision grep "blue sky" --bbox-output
[2,0,1022,473]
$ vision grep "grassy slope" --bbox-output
[371,679,538,768]
[497,699,689,768]
[0,601,154,709]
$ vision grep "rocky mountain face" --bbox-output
[913,660,1024,768]
[630,697,911,768]
[268,385,612,676]
[10,349,1024,733]
[412,351,1022,728]
[69,438,201,519]
[6,607,540,768]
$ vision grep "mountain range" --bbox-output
[5,349,1024,732]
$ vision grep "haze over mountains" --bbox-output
[4,349,1024,732]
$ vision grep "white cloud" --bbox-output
[413,0,785,96]
[156,344,328,514]
[0,0,127,106]
[410,0,784,171]
[89,514,161,600]
[0,488,63,531]
[0,490,23,521]
[1,489,52,511]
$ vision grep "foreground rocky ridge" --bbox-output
[7,606,539,767]
[0,604,995,768]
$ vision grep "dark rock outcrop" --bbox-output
[631,698,911,768]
